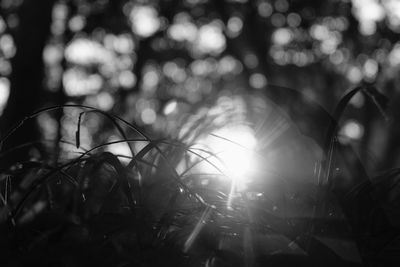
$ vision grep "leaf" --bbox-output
[362,85,389,121]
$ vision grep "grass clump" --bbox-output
[0,85,399,267]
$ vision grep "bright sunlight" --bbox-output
[195,124,257,187]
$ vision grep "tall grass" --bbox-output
[0,85,399,267]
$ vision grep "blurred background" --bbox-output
[0,0,400,174]
[2,1,400,265]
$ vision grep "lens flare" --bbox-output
[195,125,257,188]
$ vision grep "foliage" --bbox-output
[1,0,400,266]
[0,84,399,266]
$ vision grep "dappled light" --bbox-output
[1,0,400,266]
[129,5,161,38]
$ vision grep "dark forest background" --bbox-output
[0,0,400,169]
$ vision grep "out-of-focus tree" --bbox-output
[1,0,400,170]
[0,0,55,167]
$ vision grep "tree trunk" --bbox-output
[0,0,55,168]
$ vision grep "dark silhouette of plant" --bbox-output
[0,83,399,266]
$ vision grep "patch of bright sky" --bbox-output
[142,65,160,92]
[84,92,114,111]
[389,43,400,66]
[105,135,133,164]
[141,107,157,124]
[309,24,341,55]
[168,13,198,42]
[130,5,160,38]
[60,108,92,158]
[0,34,16,58]
[37,113,58,141]
[347,65,363,84]
[226,16,243,38]
[272,28,293,46]
[168,14,226,55]
[196,21,226,54]
[63,35,136,95]
[352,0,385,35]
[65,38,113,66]
[68,15,86,32]
[163,61,187,83]
[63,67,103,96]
[363,58,378,81]
[118,70,136,88]
[383,0,400,29]
[217,55,243,75]
[190,59,215,76]
[43,44,63,65]
[163,100,178,116]
[340,120,364,144]
[104,33,134,54]
[0,77,10,115]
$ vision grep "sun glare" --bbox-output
[195,125,257,187]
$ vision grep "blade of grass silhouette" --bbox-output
[76,110,135,157]
[179,152,222,177]
[322,86,362,186]
[70,138,148,207]
[209,133,252,150]
[150,139,230,179]
[323,85,389,185]
[98,117,213,207]
[0,191,6,207]
[18,161,79,187]
[126,140,162,169]
[181,143,289,187]
[11,156,89,220]
[74,138,211,207]
[180,173,226,179]
[91,152,137,214]
[0,139,82,159]
[63,138,147,171]
[264,83,334,146]
[177,98,230,144]
[345,168,400,200]
[5,174,10,205]
[363,85,389,121]
[263,84,394,258]
[0,105,152,164]
[324,94,394,259]
[75,112,82,149]
[116,155,158,169]
[179,112,217,142]
[0,105,213,207]
[186,148,227,177]
[12,147,146,222]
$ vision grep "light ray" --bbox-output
[183,205,213,253]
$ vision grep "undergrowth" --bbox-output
[0,85,399,267]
